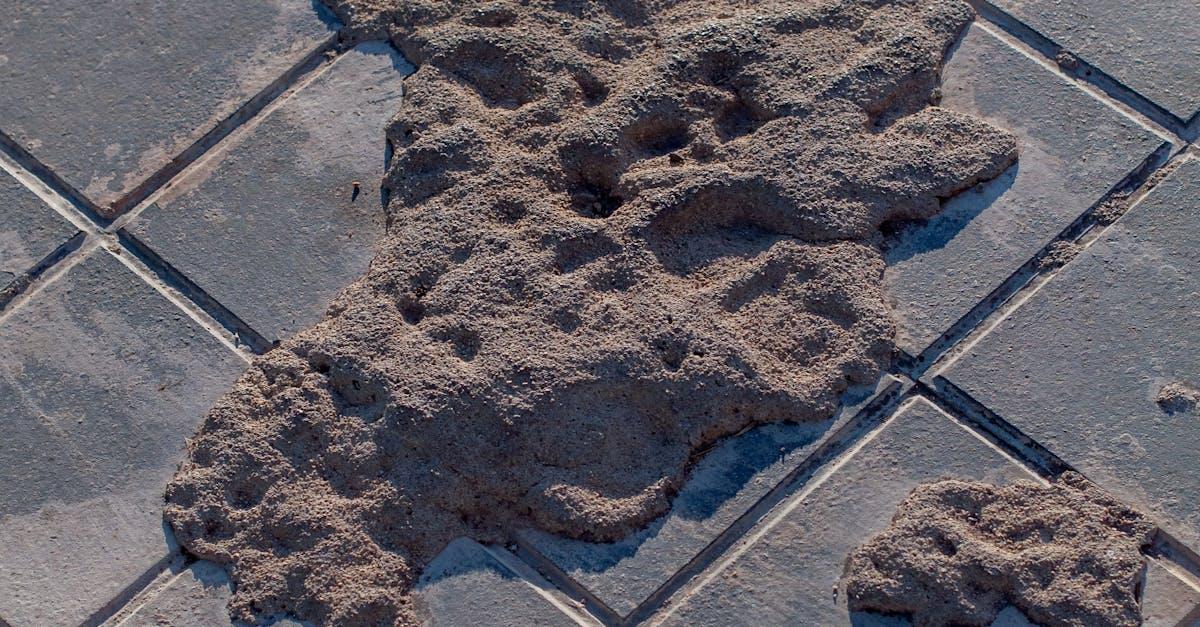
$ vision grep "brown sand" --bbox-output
[164,1,1017,624]
[843,472,1155,627]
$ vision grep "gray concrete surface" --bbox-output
[993,0,1200,119]
[521,377,900,617]
[0,0,335,215]
[129,43,408,342]
[0,169,75,292]
[0,250,246,626]
[884,22,1167,354]
[942,156,1200,551]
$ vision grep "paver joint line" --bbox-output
[969,0,1192,141]
[908,140,1177,380]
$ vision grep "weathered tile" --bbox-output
[941,157,1200,551]
[524,377,902,617]
[0,169,75,292]
[992,0,1200,119]
[129,43,409,342]
[0,0,335,215]
[657,397,1037,626]
[119,561,242,627]
[884,23,1166,353]
[0,251,246,626]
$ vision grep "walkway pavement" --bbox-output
[0,1,1197,626]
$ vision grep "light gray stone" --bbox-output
[0,169,75,291]
[657,397,1037,626]
[119,561,239,627]
[0,250,246,626]
[992,0,1200,119]
[129,43,410,342]
[942,156,1200,551]
[523,377,902,617]
[0,0,335,215]
[884,23,1166,353]
[414,539,580,627]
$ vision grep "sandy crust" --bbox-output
[844,472,1155,627]
[164,1,1016,624]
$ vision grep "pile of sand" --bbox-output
[164,0,1016,623]
[844,472,1155,626]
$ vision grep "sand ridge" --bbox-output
[164,1,1017,624]
[843,473,1155,627]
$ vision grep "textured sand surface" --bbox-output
[844,473,1155,627]
[164,1,1017,624]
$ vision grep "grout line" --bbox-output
[968,0,1189,142]
[917,377,1069,479]
[101,555,193,627]
[0,141,104,234]
[0,129,108,223]
[0,231,87,312]
[631,378,911,625]
[79,552,183,627]
[103,34,339,220]
[107,44,347,232]
[0,237,98,329]
[484,544,606,627]
[511,539,624,626]
[114,231,264,358]
[902,141,1179,380]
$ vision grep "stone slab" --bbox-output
[524,377,901,617]
[884,23,1166,353]
[0,169,75,292]
[1142,560,1200,627]
[941,156,1200,551]
[0,250,246,626]
[0,0,335,215]
[992,0,1200,119]
[129,43,410,342]
[657,397,1038,625]
[115,542,581,627]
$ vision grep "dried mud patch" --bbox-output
[165,1,1017,624]
[844,472,1155,627]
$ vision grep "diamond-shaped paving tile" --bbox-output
[941,156,1200,552]
[884,22,1167,354]
[992,0,1200,120]
[0,0,335,216]
[0,250,246,626]
[128,43,409,342]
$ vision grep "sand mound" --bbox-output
[164,1,1016,624]
[844,472,1155,627]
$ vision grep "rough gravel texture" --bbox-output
[843,472,1155,627]
[164,1,1017,624]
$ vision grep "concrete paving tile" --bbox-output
[656,397,1037,626]
[992,0,1200,120]
[0,250,246,626]
[940,156,1200,552]
[128,43,410,342]
[0,169,75,292]
[522,377,901,617]
[0,0,335,215]
[883,23,1166,354]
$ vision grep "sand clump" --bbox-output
[843,473,1155,627]
[164,1,1017,624]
